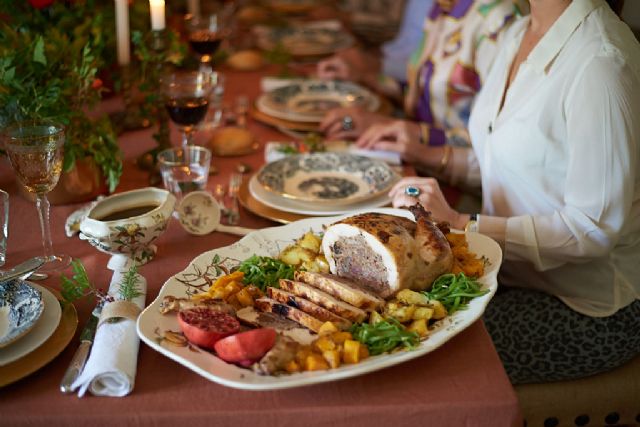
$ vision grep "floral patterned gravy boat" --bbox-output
[79,188,176,265]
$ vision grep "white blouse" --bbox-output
[467,0,640,316]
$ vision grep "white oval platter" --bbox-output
[137,208,502,390]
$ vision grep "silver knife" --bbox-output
[60,303,102,393]
[0,256,46,283]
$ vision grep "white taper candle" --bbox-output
[114,0,130,65]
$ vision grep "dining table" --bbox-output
[0,64,522,427]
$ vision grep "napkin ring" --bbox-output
[98,300,142,327]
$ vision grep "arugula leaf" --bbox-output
[237,255,296,292]
[350,319,419,355]
[422,273,488,314]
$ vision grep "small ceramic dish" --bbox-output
[177,191,255,237]
[0,280,44,348]
[79,188,176,265]
[177,191,220,236]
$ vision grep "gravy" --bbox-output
[97,204,159,221]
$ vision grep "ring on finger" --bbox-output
[404,186,421,198]
[341,115,354,131]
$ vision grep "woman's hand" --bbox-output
[357,120,447,169]
[356,120,422,159]
[319,107,391,140]
[316,56,354,81]
[389,177,468,228]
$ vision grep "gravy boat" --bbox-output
[79,188,176,264]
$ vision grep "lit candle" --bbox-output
[187,0,200,18]
[114,0,130,65]
[149,0,166,31]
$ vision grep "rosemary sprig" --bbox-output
[117,263,143,301]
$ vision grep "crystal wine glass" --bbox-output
[2,121,71,272]
[187,13,229,71]
[162,71,213,149]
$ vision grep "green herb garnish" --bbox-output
[350,319,419,355]
[60,259,95,303]
[422,273,488,314]
[237,255,296,292]
[117,263,143,301]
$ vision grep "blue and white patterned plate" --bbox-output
[0,280,44,348]
[256,25,353,56]
[256,80,380,123]
[256,153,399,206]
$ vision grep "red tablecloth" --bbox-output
[0,66,520,427]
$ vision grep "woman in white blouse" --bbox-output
[386,0,640,384]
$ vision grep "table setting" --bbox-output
[0,1,521,426]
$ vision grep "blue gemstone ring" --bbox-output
[341,115,354,131]
[405,186,421,197]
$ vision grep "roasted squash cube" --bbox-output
[322,350,341,369]
[285,360,301,373]
[235,287,254,307]
[314,335,336,352]
[305,354,330,371]
[318,321,339,335]
[343,340,362,364]
[358,344,370,360]
[331,331,353,344]
[295,347,314,366]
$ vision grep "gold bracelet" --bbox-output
[419,123,430,145]
[437,145,452,174]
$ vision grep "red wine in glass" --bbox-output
[189,29,224,57]
[165,97,209,127]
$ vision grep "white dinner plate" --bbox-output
[137,209,502,390]
[256,80,380,123]
[249,174,392,216]
[0,283,62,366]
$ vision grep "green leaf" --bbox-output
[32,36,47,65]
[60,259,95,304]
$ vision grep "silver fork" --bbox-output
[227,173,242,225]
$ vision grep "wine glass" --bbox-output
[2,121,71,272]
[162,71,212,149]
[187,13,229,70]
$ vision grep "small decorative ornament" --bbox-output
[405,186,421,198]
[341,115,354,131]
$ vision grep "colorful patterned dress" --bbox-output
[404,0,526,147]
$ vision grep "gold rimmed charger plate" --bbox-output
[0,288,78,387]
[249,97,393,133]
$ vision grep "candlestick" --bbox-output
[187,0,200,18]
[149,0,166,31]
[114,0,130,66]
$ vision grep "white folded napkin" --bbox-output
[264,141,402,165]
[71,255,146,397]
